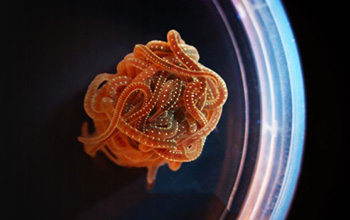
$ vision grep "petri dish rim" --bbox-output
[213,0,306,219]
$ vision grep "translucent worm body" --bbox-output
[78,30,228,185]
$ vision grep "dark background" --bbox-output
[282,0,347,219]
[3,0,347,219]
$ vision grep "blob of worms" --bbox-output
[78,30,228,186]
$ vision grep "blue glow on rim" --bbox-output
[225,0,306,218]
[266,0,305,219]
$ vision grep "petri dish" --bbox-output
[10,0,305,219]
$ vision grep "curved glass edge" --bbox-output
[231,0,305,219]
[267,0,305,219]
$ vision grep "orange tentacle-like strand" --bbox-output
[78,30,228,186]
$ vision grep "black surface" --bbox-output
[282,1,347,219]
[4,0,346,219]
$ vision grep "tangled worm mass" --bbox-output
[78,30,228,185]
